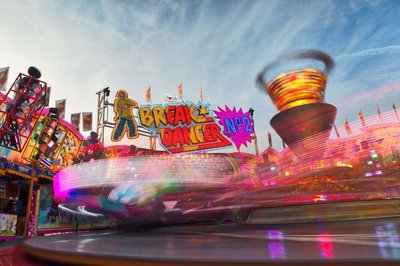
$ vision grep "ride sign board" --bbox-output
[139,102,232,154]
[214,106,254,150]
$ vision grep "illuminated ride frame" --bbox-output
[0,67,48,152]
[22,108,70,169]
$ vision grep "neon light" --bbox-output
[365,170,383,177]
[312,195,327,202]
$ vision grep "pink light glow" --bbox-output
[53,170,71,200]
[318,233,334,259]
[53,154,237,198]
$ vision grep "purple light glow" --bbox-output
[267,230,286,259]
[365,170,383,177]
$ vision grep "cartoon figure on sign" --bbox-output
[111,90,139,141]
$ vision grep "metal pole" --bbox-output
[34,188,40,237]
[23,165,36,240]
[249,109,259,156]
[96,87,111,143]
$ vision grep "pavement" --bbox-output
[21,217,400,265]
[0,236,41,266]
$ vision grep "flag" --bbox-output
[393,102,399,121]
[344,119,352,135]
[0,67,9,92]
[377,104,382,121]
[150,136,157,150]
[199,87,203,103]
[71,113,81,131]
[55,99,66,119]
[82,112,93,131]
[358,110,366,126]
[268,131,272,147]
[145,87,151,104]
[178,82,183,101]
[333,124,340,138]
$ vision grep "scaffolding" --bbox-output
[96,87,113,143]
[0,73,48,152]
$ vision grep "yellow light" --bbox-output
[266,69,327,111]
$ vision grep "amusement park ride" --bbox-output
[49,49,400,227]
[256,50,337,161]
[0,67,85,172]
[0,67,49,152]
[0,67,86,239]
[0,49,394,266]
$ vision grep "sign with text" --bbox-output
[139,103,232,154]
[214,106,254,150]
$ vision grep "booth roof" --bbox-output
[0,157,54,181]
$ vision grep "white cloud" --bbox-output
[336,46,400,61]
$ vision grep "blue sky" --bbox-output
[1,0,400,153]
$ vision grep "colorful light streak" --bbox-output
[54,154,237,201]
[331,110,400,139]
[52,102,400,224]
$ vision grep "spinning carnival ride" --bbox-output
[53,50,400,225]
[54,154,240,224]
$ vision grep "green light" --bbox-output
[371,154,378,159]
